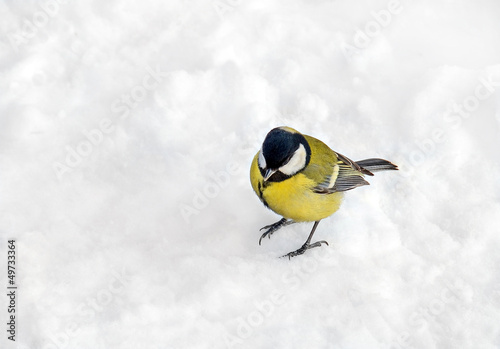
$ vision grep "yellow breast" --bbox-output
[262,173,343,222]
[250,154,343,222]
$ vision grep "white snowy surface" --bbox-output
[1,0,500,348]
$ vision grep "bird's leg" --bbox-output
[283,220,329,259]
[259,218,295,245]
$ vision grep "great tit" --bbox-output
[250,126,398,258]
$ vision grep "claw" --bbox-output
[259,224,273,231]
[282,240,329,259]
[258,218,293,245]
[258,228,277,245]
[258,233,268,245]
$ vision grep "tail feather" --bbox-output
[356,158,398,172]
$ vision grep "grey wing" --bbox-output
[313,152,373,194]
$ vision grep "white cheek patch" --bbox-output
[258,149,266,169]
[279,144,307,176]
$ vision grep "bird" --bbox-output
[250,126,398,258]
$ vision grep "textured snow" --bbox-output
[1,0,500,348]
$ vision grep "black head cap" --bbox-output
[261,127,311,170]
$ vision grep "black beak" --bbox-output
[264,168,277,181]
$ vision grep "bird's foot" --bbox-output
[282,240,329,259]
[259,218,294,245]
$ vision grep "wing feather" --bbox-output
[312,151,371,194]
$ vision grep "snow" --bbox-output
[1,0,500,348]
